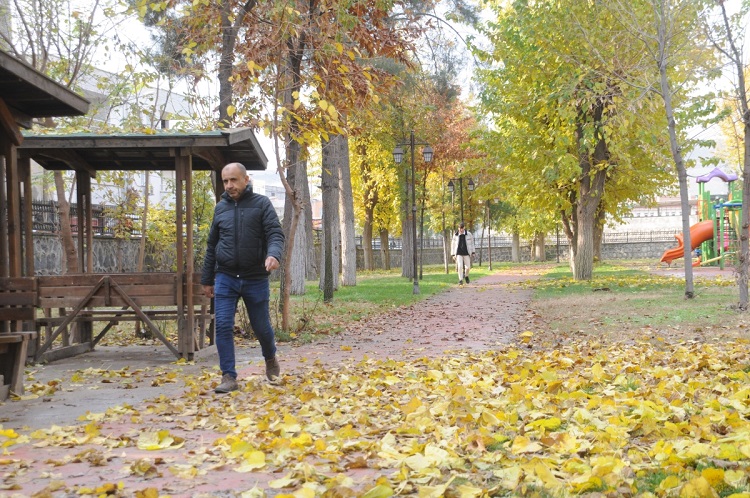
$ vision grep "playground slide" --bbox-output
[659,220,714,265]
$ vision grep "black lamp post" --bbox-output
[393,131,433,295]
[447,176,475,225]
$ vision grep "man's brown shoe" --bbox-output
[215,373,238,393]
[265,357,280,381]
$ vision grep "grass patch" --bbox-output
[635,469,671,494]
[529,260,748,342]
[94,258,750,349]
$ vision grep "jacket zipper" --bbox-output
[234,201,240,277]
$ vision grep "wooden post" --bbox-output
[174,152,188,358]
[0,154,7,281]
[83,174,93,273]
[4,137,21,277]
[19,157,34,276]
[184,153,195,358]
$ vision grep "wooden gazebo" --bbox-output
[0,49,89,398]
[4,129,268,366]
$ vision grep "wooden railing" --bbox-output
[0,274,212,397]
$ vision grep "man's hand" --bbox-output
[265,256,280,272]
[202,285,214,298]
[452,255,456,261]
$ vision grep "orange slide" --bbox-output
[659,220,714,265]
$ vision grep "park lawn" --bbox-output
[98,259,749,350]
[276,258,750,347]
[528,260,748,345]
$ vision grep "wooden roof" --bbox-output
[18,128,269,175]
[0,50,90,128]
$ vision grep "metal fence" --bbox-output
[28,200,141,237]
[27,200,679,246]
[354,230,680,250]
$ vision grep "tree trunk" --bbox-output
[534,232,545,261]
[593,207,604,263]
[301,160,317,282]
[419,173,427,280]
[278,28,315,307]
[443,228,451,273]
[716,2,745,306]
[653,0,694,297]
[363,208,374,271]
[402,215,414,279]
[281,141,313,296]
[320,135,340,292]
[573,213,594,279]
[359,142,377,272]
[54,171,77,274]
[321,155,335,302]
[571,101,609,281]
[217,1,257,127]
[336,134,356,286]
[740,121,750,307]
[511,231,521,263]
[278,188,302,331]
[478,225,485,266]
[402,170,414,279]
[379,228,390,270]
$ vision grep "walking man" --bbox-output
[451,222,476,285]
[202,162,285,393]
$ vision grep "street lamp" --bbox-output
[447,176,475,225]
[393,131,433,295]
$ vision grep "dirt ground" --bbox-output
[279,269,543,368]
[0,267,545,497]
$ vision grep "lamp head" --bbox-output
[422,145,433,163]
[468,178,475,191]
[392,146,404,164]
[447,179,455,193]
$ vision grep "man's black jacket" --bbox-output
[201,185,284,284]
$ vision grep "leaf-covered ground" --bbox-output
[3,267,750,497]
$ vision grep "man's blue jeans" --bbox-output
[214,273,277,379]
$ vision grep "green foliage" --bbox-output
[98,171,141,240]
[472,0,716,264]
[143,171,215,271]
[144,205,179,271]
[349,129,402,237]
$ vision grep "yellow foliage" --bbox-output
[679,477,719,498]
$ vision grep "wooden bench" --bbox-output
[0,278,38,399]
[34,273,211,361]
[0,331,38,399]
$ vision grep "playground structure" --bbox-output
[660,167,741,268]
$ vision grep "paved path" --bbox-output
[0,270,538,497]
[280,272,536,368]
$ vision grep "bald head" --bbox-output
[222,162,249,200]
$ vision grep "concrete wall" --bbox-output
[33,234,154,275]
[357,240,676,269]
[29,233,677,276]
